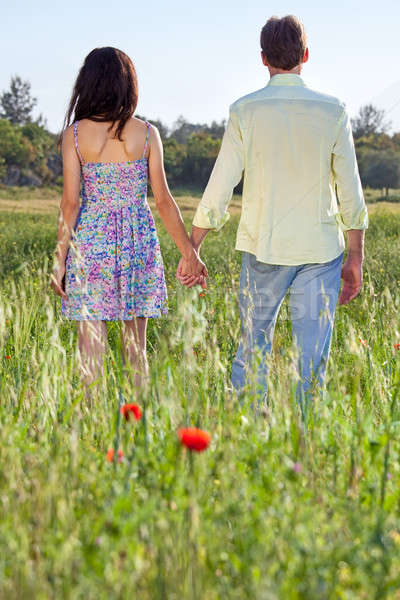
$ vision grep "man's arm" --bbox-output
[332,105,368,233]
[177,106,244,286]
[192,106,244,231]
[332,105,368,305]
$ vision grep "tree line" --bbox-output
[0,76,399,195]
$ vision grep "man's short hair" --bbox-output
[260,15,307,71]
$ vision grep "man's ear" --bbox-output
[261,51,268,67]
[303,47,309,64]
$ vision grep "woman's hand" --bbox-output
[50,263,68,300]
[176,251,208,289]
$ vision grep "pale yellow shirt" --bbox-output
[193,73,368,265]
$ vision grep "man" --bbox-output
[178,15,368,400]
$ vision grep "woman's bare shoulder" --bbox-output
[61,123,75,147]
[127,116,149,131]
[131,117,160,138]
[125,117,159,148]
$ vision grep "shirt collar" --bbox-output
[266,73,306,87]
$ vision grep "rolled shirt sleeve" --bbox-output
[332,105,368,231]
[193,106,244,231]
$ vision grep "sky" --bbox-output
[1,0,400,134]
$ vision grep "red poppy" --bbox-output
[199,292,206,298]
[107,448,124,463]
[359,338,369,348]
[5,355,11,360]
[121,403,142,421]
[178,427,211,452]
[394,343,400,351]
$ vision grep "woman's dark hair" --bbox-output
[59,47,138,145]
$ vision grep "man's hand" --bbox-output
[339,254,363,305]
[176,226,210,289]
[176,255,207,289]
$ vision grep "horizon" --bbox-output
[1,0,400,134]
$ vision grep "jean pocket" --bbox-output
[247,252,280,273]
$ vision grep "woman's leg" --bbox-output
[77,320,108,389]
[121,318,149,389]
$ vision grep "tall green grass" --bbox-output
[0,209,400,599]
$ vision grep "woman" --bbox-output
[51,46,207,391]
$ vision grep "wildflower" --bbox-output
[178,427,211,452]
[359,338,369,348]
[387,472,393,480]
[394,343,400,351]
[5,355,11,360]
[106,448,124,463]
[121,403,142,421]
[292,462,302,473]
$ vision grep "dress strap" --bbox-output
[73,121,84,165]
[142,121,151,158]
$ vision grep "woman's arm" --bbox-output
[148,125,207,282]
[50,126,81,299]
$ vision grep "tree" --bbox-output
[206,120,226,138]
[182,133,221,187]
[0,157,6,181]
[0,118,34,184]
[351,104,391,139]
[392,132,400,151]
[171,116,203,144]
[171,116,226,144]
[0,76,37,125]
[359,150,399,197]
[21,121,58,182]
[0,119,31,165]
[162,138,186,186]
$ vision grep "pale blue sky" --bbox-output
[1,0,400,133]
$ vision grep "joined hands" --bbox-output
[176,247,208,289]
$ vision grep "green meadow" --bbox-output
[0,192,400,599]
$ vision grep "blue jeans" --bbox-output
[231,251,344,399]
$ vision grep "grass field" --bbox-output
[0,189,400,599]
[0,185,399,216]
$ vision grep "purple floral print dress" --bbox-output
[61,120,168,320]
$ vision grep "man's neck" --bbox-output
[268,67,302,77]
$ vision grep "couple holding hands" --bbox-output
[52,14,368,402]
